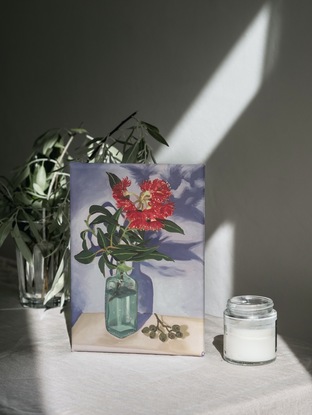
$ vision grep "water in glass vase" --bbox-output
[105,272,138,338]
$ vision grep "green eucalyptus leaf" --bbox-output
[13,165,31,186]
[44,256,65,304]
[69,128,88,134]
[105,144,122,163]
[44,274,64,305]
[106,172,121,189]
[33,129,59,152]
[0,219,13,246]
[21,211,42,243]
[160,219,185,234]
[17,229,33,244]
[33,183,47,197]
[74,249,96,264]
[12,224,33,264]
[141,122,169,146]
[122,140,140,163]
[35,164,47,189]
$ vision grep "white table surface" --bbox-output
[1,257,312,415]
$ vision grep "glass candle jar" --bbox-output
[223,295,277,365]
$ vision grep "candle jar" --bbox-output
[223,295,277,365]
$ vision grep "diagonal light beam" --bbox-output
[156,2,272,164]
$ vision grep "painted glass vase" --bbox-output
[105,271,138,338]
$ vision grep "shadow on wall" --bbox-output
[205,0,312,344]
[0,0,266,260]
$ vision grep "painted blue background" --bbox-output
[70,163,205,325]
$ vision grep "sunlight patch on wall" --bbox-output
[156,2,272,164]
[205,221,235,316]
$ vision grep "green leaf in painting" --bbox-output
[110,244,158,262]
[80,230,87,240]
[113,244,157,254]
[132,250,174,262]
[80,230,88,250]
[74,249,96,264]
[90,214,118,227]
[111,250,136,262]
[82,239,88,250]
[98,254,106,276]
[106,172,121,189]
[89,205,112,217]
[117,263,133,273]
[107,209,121,236]
[97,228,109,249]
[160,219,184,234]
[105,258,117,270]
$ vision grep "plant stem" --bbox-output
[42,207,46,240]
[108,111,137,137]
[88,111,137,160]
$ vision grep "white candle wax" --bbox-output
[224,326,276,363]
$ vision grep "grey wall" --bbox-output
[0,0,263,257]
[0,0,265,161]
[1,1,312,344]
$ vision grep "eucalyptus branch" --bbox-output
[0,112,168,307]
[47,134,74,200]
[88,111,137,160]
[0,180,14,203]
[108,111,137,137]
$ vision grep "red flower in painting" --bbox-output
[112,177,174,231]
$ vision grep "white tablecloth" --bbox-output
[1,258,312,415]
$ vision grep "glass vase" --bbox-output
[16,246,62,308]
[105,271,138,338]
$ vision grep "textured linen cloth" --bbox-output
[1,258,312,415]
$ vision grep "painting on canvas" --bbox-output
[70,162,205,356]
